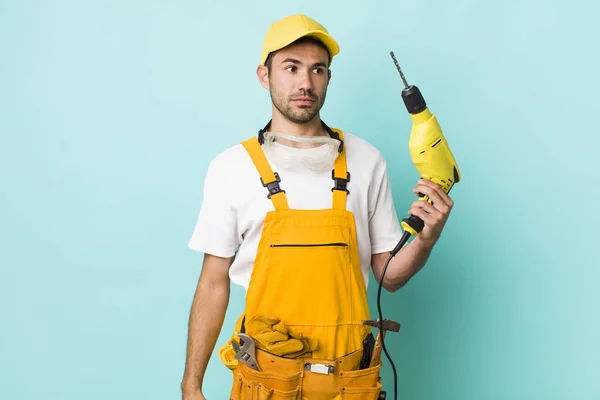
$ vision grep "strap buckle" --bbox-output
[304,363,335,375]
[331,170,350,194]
[260,172,285,199]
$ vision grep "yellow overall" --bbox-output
[218,129,383,399]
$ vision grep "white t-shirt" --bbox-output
[188,132,403,291]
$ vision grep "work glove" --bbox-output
[245,314,319,358]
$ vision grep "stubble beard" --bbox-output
[269,86,327,125]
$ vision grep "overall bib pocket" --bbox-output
[270,243,349,248]
[260,236,352,328]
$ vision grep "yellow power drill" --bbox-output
[376,52,462,400]
[390,51,461,243]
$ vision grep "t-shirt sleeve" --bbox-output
[368,155,404,254]
[187,156,240,258]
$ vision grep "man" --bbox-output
[181,14,454,400]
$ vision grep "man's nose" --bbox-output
[297,70,313,93]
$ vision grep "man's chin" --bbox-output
[291,114,319,124]
[281,108,314,122]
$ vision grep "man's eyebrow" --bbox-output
[280,58,328,68]
[281,58,302,65]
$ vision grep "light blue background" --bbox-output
[1,0,598,399]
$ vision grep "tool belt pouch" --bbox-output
[230,362,302,400]
[218,338,239,380]
[229,348,382,400]
[219,314,247,375]
[337,364,383,400]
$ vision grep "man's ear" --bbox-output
[328,68,332,81]
[256,65,270,90]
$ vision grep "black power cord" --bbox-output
[376,230,412,400]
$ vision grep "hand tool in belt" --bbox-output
[362,318,401,367]
[232,333,261,371]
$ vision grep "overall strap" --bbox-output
[241,137,289,210]
[331,129,349,210]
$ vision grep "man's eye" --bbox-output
[286,66,297,72]
[313,68,324,74]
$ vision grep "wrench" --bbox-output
[232,333,261,371]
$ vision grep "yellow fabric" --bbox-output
[219,128,379,398]
[242,207,370,360]
[241,137,289,210]
[332,143,348,210]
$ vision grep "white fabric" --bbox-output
[188,131,404,291]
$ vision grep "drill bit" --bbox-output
[390,51,409,89]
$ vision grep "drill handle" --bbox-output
[401,194,432,236]
[401,215,424,236]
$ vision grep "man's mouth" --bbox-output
[292,97,315,106]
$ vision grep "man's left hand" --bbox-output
[408,179,454,245]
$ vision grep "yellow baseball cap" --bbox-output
[261,14,340,66]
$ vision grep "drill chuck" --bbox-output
[401,85,427,115]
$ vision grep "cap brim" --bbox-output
[304,31,339,58]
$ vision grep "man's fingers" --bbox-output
[418,178,444,190]
[412,187,446,213]
[408,206,434,225]
[413,180,454,211]
[409,200,441,225]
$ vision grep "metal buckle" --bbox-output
[304,363,335,375]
